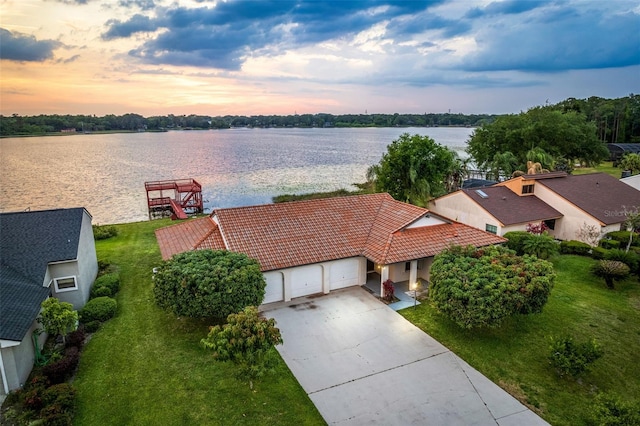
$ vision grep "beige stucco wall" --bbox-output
[429,192,501,233]
[534,184,622,243]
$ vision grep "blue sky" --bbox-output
[1,0,638,115]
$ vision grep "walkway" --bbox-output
[262,287,548,425]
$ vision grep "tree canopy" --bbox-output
[38,298,78,344]
[153,250,266,319]
[429,245,556,329]
[368,133,459,206]
[467,107,609,174]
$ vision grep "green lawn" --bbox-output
[73,220,324,425]
[401,255,640,425]
[573,161,621,178]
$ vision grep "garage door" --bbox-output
[263,271,284,304]
[291,264,323,298]
[329,258,360,290]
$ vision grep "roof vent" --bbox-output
[475,189,489,198]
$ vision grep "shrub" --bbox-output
[599,239,621,250]
[383,279,395,301]
[560,240,591,255]
[65,327,86,350]
[22,376,49,411]
[503,231,532,256]
[40,412,73,426]
[90,273,120,299]
[592,260,631,289]
[42,347,80,384]
[588,393,640,426]
[591,247,610,260]
[41,383,76,413]
[79,296,117,323]
[429,245,555,329]
[605,249,640,274]
[549,336,603,377]
[153,250,265,319]
[84,320,102,333]
[522,233,558,259]
[604,230,639,246]
[93,224,118,240]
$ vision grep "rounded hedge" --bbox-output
[79,297,117,323]
[153,249,265,319]
[90,273,120,299]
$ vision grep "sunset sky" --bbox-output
[1,0,638,117]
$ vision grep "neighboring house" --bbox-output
[0,208,98,395]
[155,193,505,304]
[427,185,563,236]
[621,173,640,191]
[429,172,640,243]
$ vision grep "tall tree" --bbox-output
[467,107,608,171]
[369,133,458,206]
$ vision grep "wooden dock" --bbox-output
[145,178,203,219]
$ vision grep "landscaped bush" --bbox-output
[41,383,76,415]
[429,245,555,329]
[65,327,86,350]
[503,231,532,256]
[599,239,621,250]
[549,336,603,377]
[21,375,49,412]
[604,230,640,246]
[592,260,631,290]
[42,347,80,384]
[90,273,120,299]
[560,240,591,255]
[591,247,610,260]
[522,233,559,259]
[83,320,102,333]
[79,296,117,323]
[605,249,640,274]
[588,393,640,426]
[93,224,118,240]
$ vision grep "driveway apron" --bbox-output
[262,287,549,426]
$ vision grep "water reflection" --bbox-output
[0,127,472,224]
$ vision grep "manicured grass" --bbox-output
[73,220,324,425]
[573,161,622,178]
[401,255,640,425]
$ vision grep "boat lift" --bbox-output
[145,178,203,219]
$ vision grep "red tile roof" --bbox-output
[156,193,506,271]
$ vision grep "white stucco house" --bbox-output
[0,208,98,395]
[429,172,640,243]
[155,193,505,304]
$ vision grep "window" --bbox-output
[405,262,411,271]
[405,260,425,271]
[522,184,534,194]
[54,276,77,292]
[544,219,556,230]
[485,224,498,234]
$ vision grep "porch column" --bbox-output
[380,265,389,296]
[409,260,418,290]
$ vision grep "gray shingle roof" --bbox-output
[463,186,563,226]
[537,173,640,225]
[0,208,86,341]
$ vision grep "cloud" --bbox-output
[103,14,157,40]
[0,28,61,62]
[104,1,444,69]
[465,0,551,18]
[118,0,155,10]
[460,5,640,72]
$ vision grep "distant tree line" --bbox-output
[0,112,494,136]
[1,95,638,141]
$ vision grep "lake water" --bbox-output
[0,127,473,224]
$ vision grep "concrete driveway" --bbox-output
[262,287,549,425]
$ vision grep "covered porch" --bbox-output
[363,268,428,311]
